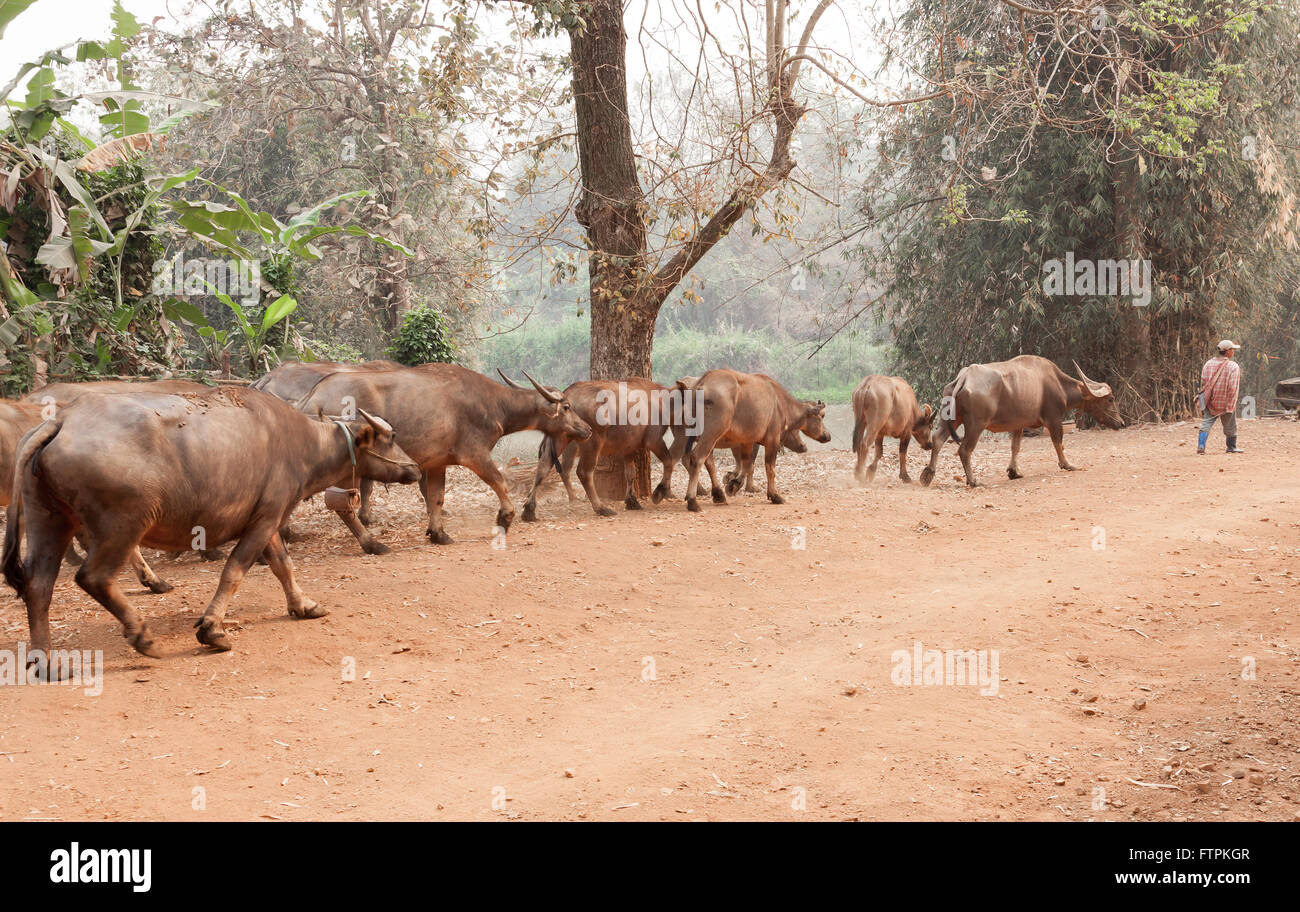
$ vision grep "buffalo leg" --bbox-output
[957,420,985,486]
[356,477,376,526]
[722,445,753,495]
[682,443,712,513]
[522,437,557,523]
[559,441,579,501]
[576,443,615,517]
[129,547,173,594]
[1048,420,1076,471]
[263,532,326,619]
[464,455,519,531]
[763,445,784,504]
[648,433,675,502]
[17,508,75,667]
[421,467,454,544]
[867,436,885,483]
[194,522,279,652]
[898,435,912,483]
[655,429,689,503]
[919,420,953,487]
[1007,430,1024,479]
[705,454,727,504]
[75,533,161,658]
[337,507,390,555]
[622,456,643,511]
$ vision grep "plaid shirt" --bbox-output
[1200,355,1241,416]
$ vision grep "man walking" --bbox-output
[1198,340,1244,454]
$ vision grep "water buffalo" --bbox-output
[918,355,1124,488]
[519,376,676,520]
[673,369,830,512]
[3,387,419,660]
[851,375,934,483]
[296,364,591,545]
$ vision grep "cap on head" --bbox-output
[1217,339,1241,352]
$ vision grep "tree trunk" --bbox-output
[569,0,656,497]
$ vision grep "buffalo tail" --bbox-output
[3,418,61,595]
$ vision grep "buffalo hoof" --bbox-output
[144,578,174,594]
[290,599,328,620]
[357,511,375,528]
[1061,464,1079,472]
[686,498,701,513]
[521,503,538,523]
[595,505,616,517]
[280,525,302,543]
[768,492,785,505]
[200,548,225,562]
[625,496,643,511]
[898,475,912,484]
[126,627,161,658]
[362,539,391,556]
[194,618,231,652]
[919,468,935,487]
[650,483,670,504]
[1007,468,1023,480]
[711,488,727,504]
[966,479,980,488]
[496,509,515,531]
[426,528,455,545]
[725,477,743,496]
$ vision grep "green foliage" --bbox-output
[851,0,1299,419]
[389,305,457,366]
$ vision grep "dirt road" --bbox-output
[2,419,1297,820]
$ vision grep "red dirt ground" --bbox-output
[1,418,1297,820]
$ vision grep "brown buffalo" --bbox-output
[918,355,1124,488]
[296,364,591,546]
[673,370,830,511]
[851,375,934,483]
[520,376,676,520]
[3,387,419,661]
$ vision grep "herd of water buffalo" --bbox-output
[0,353,1123,668]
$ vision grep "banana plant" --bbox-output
[163,285,299,375]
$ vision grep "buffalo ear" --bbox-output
[923,403,935,422]
[353,422,376,448]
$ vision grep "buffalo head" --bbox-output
[911,403,936,451]
[798,400,832,444]
[520,369,593,441]
[1072,361,1125,429]
[347,409,421,484]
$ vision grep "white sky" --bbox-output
[0,0,183,60]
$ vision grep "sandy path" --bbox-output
[1,419,1296,820]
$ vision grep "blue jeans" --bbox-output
[1200,409,1237,438]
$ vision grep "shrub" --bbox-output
[388,305,457,365]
